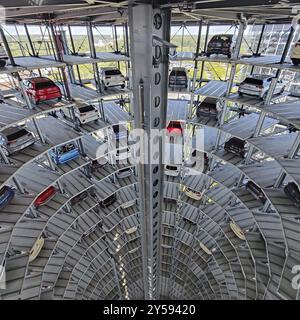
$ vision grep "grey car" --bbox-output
[0,126,35,156]
[116,167,132,179]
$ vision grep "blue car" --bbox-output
[0,186,15,209]
[49,142,80,165]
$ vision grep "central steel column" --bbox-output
[129,3,171,300]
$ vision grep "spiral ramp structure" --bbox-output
[0,0,300,300]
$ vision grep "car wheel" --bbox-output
[121,84,125,89]
[57,97,62,102]
[227,53,231,59]
[206,53,211,58]
[238,92,243,97]
[0,60,6,69]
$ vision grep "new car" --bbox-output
[168,67,188,88]
[62,101,99,126]
[100,193,117,208]
[70,190,88,206]
[50,142,80,165]
[230,221,245,240]
[28,236,44,263]
[238,75,285,100]
[291,39,300,66]
[100,67,125,90]
[167,121,184,136]
[224,137,246,158]
[206,34,236,58]
[246,181,267,203]
[116,168,132,179]
[284,182,300,208]
[0,43,8,69]
[165,164,181,177]
[184,186,203,201]
[196,97,219,119]
[120,199,136,209]
[34,186,57,208]
[0,185,15,209]
[0,126,35,156]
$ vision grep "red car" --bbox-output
[22,77,62,105]
[167,121,184,135]
[34,186,57,208]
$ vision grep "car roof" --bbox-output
[211,34,234,38]
[26,77,53,83]
[171,67,186,71]
[1,125,26,136]
[247,74,272,80]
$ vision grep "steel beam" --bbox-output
[129,3,171,300]
[24,24,36,56]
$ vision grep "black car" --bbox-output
[100,193,117,208]
[70,191,88,206]
[196,97,218,119]
[168,67,188,88]
[246,181,267,203]
[206,34,235,58]
[224,137,246,158]
[284,182,300,208]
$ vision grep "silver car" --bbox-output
[116,167,132,179]
[0,126,35,156]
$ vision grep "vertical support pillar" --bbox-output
[189,20,202,119]
[32,118,46,144]
[24,24,36,56]
[114,25,120,69]
[0,26,16,66]
[129,3,171,300]
[68,25,81,85]
[199,23,209,81]
[87,21,103,94]
[49,23,72,101]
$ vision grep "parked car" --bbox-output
[22,77,62,105]
[116,168,132,179]
[0,43,8,69]
[168,67,188,88]
[34,186,57,208]
[206,34,236,58]
[230,221,245,240]
[224,137,246,158]
[0,125,35,156]
[284,182,300,208]
[184,186,203,201]
[100,193,117,208]
[121,199,136,209]
[0,185,15,209]
[196,97,219,119]
[291,39,300,66]
[49,142,80,165]
[100,67,125,90]
[28,236,44,263]
[246,181,267,203]
[200,242,212,255]
[70,190,88,206]
[165,164,181,177]
[62,101,99,126]
[238,75,285,100]
[167,121,184,136]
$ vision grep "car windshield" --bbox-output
[35,81,56,90]
[168,122,181,129]
[170,70,186,76]
[105,69,121,76]
[6,129,28,141]
[243,78,264,86]
[78,105,95,113]
[166,165,177,170]
[57,143,75,155]
[211,35,232,42]
[104,194,115,203]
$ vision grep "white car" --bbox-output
[121,199,136,209]
[165,164,181,176]
[0,43,8,69]
[74,102,99,125]
[291,39,300,66]
[238,74,285,100]
[184,186,203,201]
[100,67,125,90]
[111,146,131,162]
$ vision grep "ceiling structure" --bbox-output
[2,0,300,25]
